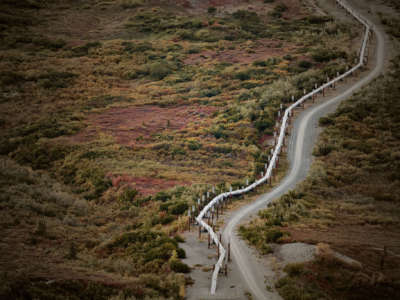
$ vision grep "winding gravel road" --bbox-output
[221,3,386,300]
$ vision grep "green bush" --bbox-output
[154,191,171,202]
[13,142,67,170]
[312,48,346,63]
[304,15,333,24]
[253,60,268,67]
[121,0,144,9]
[148,62,173,80]
[122,41,152,53]
[313,144,334,156]
[298,60,312,69]
[235,71,251,81]
[160,215,175,225]
[169,202,188,215]
[34,71,77,89]
[233,10,258,20]
[174,235,185,243]
[210,126,227,139]
[284,263,304,277]
[200,88,220,97]
[254,118,273,133]
[177,247,186,259]
[238,92,251,101]
[208,7,216,14]
[265,229,283,242]
[187,140,202,150]
[145,242,176,262]
[169,260,190,273]
[119,188,139,204]
[319,116,335,126]
[270,4,287,18]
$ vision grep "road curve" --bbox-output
[221,3,386,300]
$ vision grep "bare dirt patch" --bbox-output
[184,39,296,65]
[71,105,217,146]
[109,174,190,196]
[283,224,400,277]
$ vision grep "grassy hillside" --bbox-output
[0,0,361,298]
[240,26,400,300]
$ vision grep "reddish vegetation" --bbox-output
[71,105,217,146]
[109,174,190,196]
[184,39,296,65]
[281,0,304,19]
[259,133,274,147]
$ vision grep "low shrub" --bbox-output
[187,140,202,150]
[270,4,287,18]
[284,263,304,277]
[120,0,144,9]
[148,62,173,80]
[86,95,132,109]
[122,41,152,53]
[200,88,220,98]
[312,48,347,63]
[32,71,77,89]
[207,7,216,14]
[298,60,312,69]
[313,144,334,156]
[119,188,139,205]
[235,71,251,81]
[71,41,101,57]
[0,71,25,86]
[253,60,268,67]
[169,260,190,273]
[33,37,66,50]
[176,247,186,258]
[169,202,188,215]
[319,116,335,126]
[265,229,283,242]
[154,191,171,202]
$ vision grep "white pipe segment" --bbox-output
[195,0,370,294]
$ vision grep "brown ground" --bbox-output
[183,0,305,17]
[71,105,218,146]
[184,39,297,65]
[283,223,400,279]
[259,133,274,147]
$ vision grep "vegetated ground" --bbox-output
[240,10,400,300]
[0,0,362,298]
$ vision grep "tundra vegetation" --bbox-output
[0,0,360,298]
[240,16,400,300]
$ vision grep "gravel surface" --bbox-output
[277,243,316,265]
